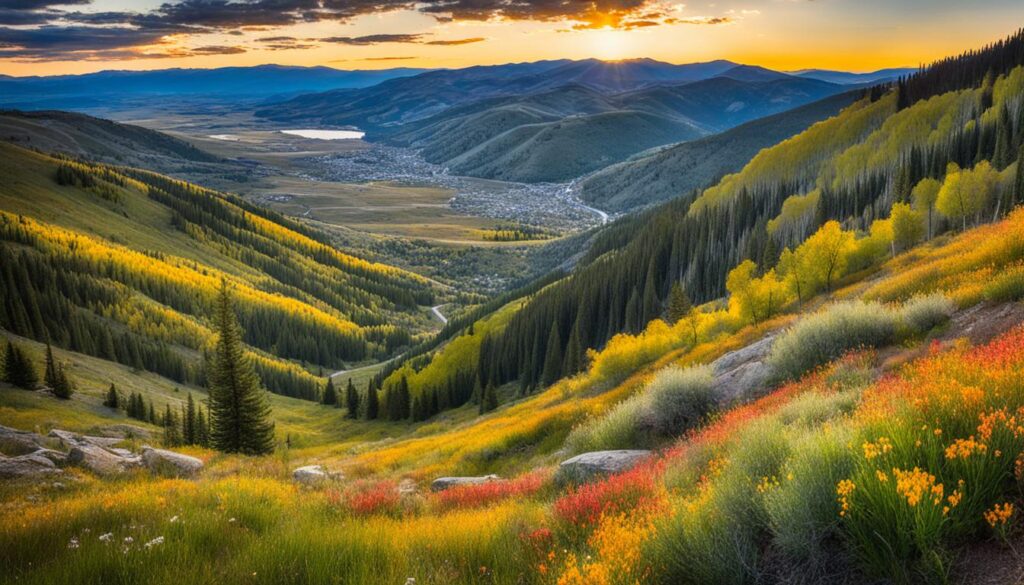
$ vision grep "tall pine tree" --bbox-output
[321,377,337,406]
[345,379,360,418]
[207,281,275,455]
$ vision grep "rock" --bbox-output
[67,443,141,476]
[0,452,62,479]
[28,448,68,467]
[141,446,203,478]
[709,334,776,404]
[49,429,123,449]
[0,424,45,456]
[292,465,341,486]
[398,478,418,496]
[430,475,500,492]
[557,450,651,484]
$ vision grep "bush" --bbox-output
[897,293,955,335]
[768,302,897,382]
[983,263,1024,302]
[764,427,856,578]
[565,365,714,453]
[642,366,714,437]
[565,392,648,453]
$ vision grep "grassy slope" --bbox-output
[3,201,1022,585]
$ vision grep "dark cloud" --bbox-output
[0,0,89,8]
[320,33,424,45]
[188,44,246,54]
[255,35,296,42]
[0,0,728,61]
[424,37,484,46]
[361,56,415,61]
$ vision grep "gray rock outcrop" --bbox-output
[141,446,203,478]
[430,475,500,492]
[709,333,776,404]
[292,465,341,486]
[557,450,651,484]
[0,451,63,479]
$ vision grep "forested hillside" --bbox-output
[0,143,438,400]
[371,28,1024,420]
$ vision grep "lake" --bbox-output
[281,129,365,140]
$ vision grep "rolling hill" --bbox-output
[0,142,440,400]
[0,110,227,174]
[0,64,430,111]
[577,91,861,211]
[379,76,846,183]
[253,58,765,129]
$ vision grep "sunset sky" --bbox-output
[2,1,1023,77]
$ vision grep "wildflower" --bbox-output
[123,536,134,544]
[67,537,79,550]
[144,536,164,549]
[893,467,939,507]
[945,437,987,460]
[228,517,236,523]
[862,437,893,460]
[98,533,113,543]
[169,515,179,523]
[876,470,889,483]
[985,502,1014,527]
[837,479,856,517]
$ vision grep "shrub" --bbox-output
[642,366,714,438]
[983,262,1024,302]
[896,293,955,335]
[768,301,897,382]
[764,427,856,577]
[565,365,714,453]
[565,392,648,453]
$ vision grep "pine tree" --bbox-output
[44,343,72,399]
[184,393,197,445]
[563,324,582,376]
[479,383,498,415]
[541,322,563,387]
[345,379,360,418]
[666,282,693,324]
[397,376,411,420]
[148,400,156,424]
[364,382,379,420]
[103,383,119,409]
[196,405,209,447]
[2,341,38,389]
[163,403,180,447]
[321,377,337,406]
[207,281,275,455]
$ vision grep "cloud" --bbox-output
[0,0,89,8]
[361,56,416,61]
[424,37,484,45]
[188,44,247,55]
[0,0,726,61]
[320,33,425,45]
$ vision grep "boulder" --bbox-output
[141,446,203,478]
[0,452,62,479]
[430,475,500,493]
[557,450,651,484]
[292,465,341,486]
[67,443,141,476]
[709,334,776,404]
[0,424,45,456]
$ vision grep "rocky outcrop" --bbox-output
[49,429,123,450]
[0,451,63,479]
[292,465,342,486]
[0,424,46,455]
[430,475,500,492]
[557,450,650,484]
[709,333,776,404]
[67,443,141,476]
[141,446,203,478]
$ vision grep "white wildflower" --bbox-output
[98,533,113,543]
[169,515,179,523]
[123,536,134,544]
[144,536,164,549]
[67,537,79,550]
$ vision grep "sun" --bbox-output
[589,28,633,61]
